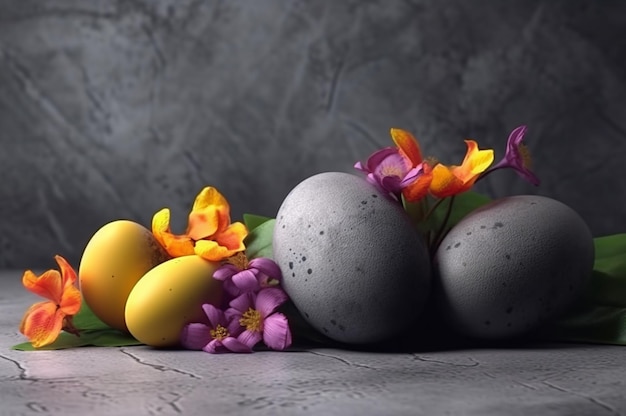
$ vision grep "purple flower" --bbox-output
[354,147,423,201]
[488,125,540,186]
[180,303,251,354]
[226,288,292,351]
[213,253,282,297]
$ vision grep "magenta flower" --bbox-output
[354,147,423,201]
[226,288,292,351]
[180,303,251,354]
[487,125,540,185]
[213,253,282,296]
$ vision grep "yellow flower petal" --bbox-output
[194,239,232,262]
[429,141,494,198]
[455,140,494,178]
[152,208,195,257]
[429,164,463,198]
[187,187,232,240]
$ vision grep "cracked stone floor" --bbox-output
[1,273,625,416]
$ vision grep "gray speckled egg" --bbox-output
[273,172,431,344]
[435,195,594,339]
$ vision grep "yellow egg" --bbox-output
[124,255,223,348]
[79,220,170,332]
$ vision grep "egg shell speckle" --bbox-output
[435,195,594,339]
[273,172,431,344]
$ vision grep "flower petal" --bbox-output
[221,336,253,353]
[262,313,292,350]
[188,187,231,240]
[228,292,254,313]
[365,147,398,173]
[249,258,282,281]
[203,339,223,353]
[232,270,261,293]
[215,222,248,251]
[194,240,234,262]
[402,163,433,202]
[237,329,263,349]
[390,128,423,166]
[457,140,494,177]
[507,125,527,150]
[19,301,64,348]
[202,303,225,328]
[180,323,212,350]
[187,206,221,241]
[22,269,63,303]
[55,255,77,286]
[212,264,239,281]
[152,208,195,257]
[59,284,81,316]
[255,288,288,318]
[429,164,464,198]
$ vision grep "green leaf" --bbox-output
[432,191,492,229]
[12,329,143,351]
[244,219,275,260]
[243,213,273,232]
[540,233,626,345]
[582,234,626,308]
[540,305,626,346]
[404,191,492,248]
[72,297,111,331]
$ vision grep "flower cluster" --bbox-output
[355,125,539,251]
[155,187,292,354]
[180,252,291,354]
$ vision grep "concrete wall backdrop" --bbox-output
[0,0,625,269]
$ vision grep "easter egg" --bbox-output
[79,220,170,332]
[273,172,431,344]
[125,255,223,347]
[434,195,594,339]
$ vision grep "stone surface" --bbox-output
[0,1,625,268]
[2,271,626,415]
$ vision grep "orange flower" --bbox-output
[152,187,248,262]
[390,128,434,202]
[429,140,494,198]
[19,255,81,348]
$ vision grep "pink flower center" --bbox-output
[210,325,229,341]
[239,308,262,332]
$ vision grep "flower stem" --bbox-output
[430,195,456,257]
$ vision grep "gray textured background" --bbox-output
[0,0,624,269]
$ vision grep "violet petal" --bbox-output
[180,323,211,350]
[249,258,283,281]
[231,269,261,292]
[238,329,263,349]
[229,292,254,313]
[221,337,253,353]
[366,147,398,172]
[213,264,239,281]
[262,313,292,351]
[202,303,225,328]
[256,288,288,317]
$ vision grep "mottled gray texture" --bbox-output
[0,1,625,268]
[2,274,626,415]
[274,172,431,344]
